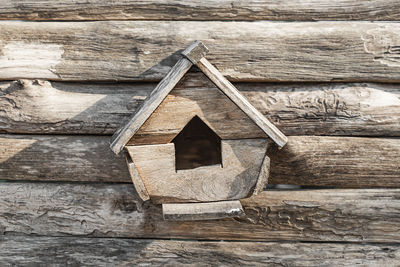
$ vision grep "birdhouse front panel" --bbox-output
[126,139,269,204]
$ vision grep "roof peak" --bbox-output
[110,41,287,154]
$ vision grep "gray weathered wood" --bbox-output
[1,79,399,136]
[110,57,192,154]
[181,40,209,64]
[127,72,268,145]
[0,182,399,242]
[0,135,399,188]
[125,155,149,202]
[126,139,269,203]
[1,1,400,21]
[2,21,400,82]
[162,201,244,221]
[1,236,400,266]
[197,57,287,147]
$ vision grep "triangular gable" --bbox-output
[126,69,268,146]
[111,41,287,154]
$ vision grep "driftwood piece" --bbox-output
[1,236,399,266]
[0,135,399,188]
[110,57,192,154]
[197,57,287,147]
[0,182,399,242]
[2,21,400,81]
[1,1,400,21]
[126,139,269,203]
[162,201,244,221]
[1,79,399,136]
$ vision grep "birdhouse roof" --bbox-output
[110,41,287,154]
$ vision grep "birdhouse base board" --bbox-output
[162,200,244,221]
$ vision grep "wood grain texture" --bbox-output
[127,72,268,145]
[126,139,269,203]
[0,182,399,242]
[1,79,399,137]
[2,21,400,82]
[268,136,400,187]
[197,57,287,147]
[1,236,399,266]
[125,155,149,201]
[162,201,244,221]
[1,0,400,21]
[0,135,399,188]
[110,57,192,154]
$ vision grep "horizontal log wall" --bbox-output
[0,182,399,242]
[2,22,400,82]
[1,236,399,266]
[1,3,399,262]
[0,0,399,21]
[1,79,399,136]
[0,135,398,188]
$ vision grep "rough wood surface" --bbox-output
[197,57,287,147]
[126,139,268,203]
[2,21,400,82]
[125,155,149,202]
[0,135,399,188]
[0,182,399,242]
[127,72,267,145]
[1,1,400,21]
[110,57,192,154]
[1,79,399,137]
[162,201,244,221]
[269,136,400,187]
[1,237,400,267]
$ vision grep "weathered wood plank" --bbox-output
[1,236,399,266]
[268,136,400,187]
[1,1,400,21]
[110,57,192,154]
[1,79,399,136]
[162,201,244,221]
[0,182,399,242]
[197,57,287,147]
[0,135,399,188]
[2,21,400,82]
[126,139,268,203]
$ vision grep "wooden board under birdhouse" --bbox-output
[126,139,269,204]
[127,71,268,146]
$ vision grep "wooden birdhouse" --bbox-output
[110,41,287,221]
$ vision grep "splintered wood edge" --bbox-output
[162,200,244,221]
[125,154,150,201]
[110,57,192,154]
[253,155,270,196]
[181,40,209,64]
[196,57,288,148]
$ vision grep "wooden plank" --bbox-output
[0,135,399,188]
[126,139,268,203]
[125,155,149,201]
[0,182,399,242]
[162,201,244,221]
[1,1,400,21]
[268,136,400,187]
[197,57,287,147]
[1,79,399,136]
[1,237,400,266]
[110,57,192,154]
[2,21,400,82]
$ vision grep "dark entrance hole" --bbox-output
[172,116,222,171]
